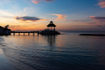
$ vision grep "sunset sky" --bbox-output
[0,0,105,31]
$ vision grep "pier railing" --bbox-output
[11,31,40,36]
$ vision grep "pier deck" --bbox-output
[11,31,40,36]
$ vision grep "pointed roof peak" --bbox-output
[47,21,56,27]
[50,21,54,24]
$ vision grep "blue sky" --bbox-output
[0,0,105,31]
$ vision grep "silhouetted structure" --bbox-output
[80,34,105,36]
[0,21,60,36]
[40,21,60,35]
[47,21,56,31]
[0,25,11,35]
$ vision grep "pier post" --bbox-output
[13,33,15,36]
[28,33,30,36]
[11,31,40,36]
[23,33,25,36]
[18,33,20,36]
[33,33,35,36]
[37,32,39,36]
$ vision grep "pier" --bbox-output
[11,31,40,36]
[11,21,60,36]
[0,21,60,36]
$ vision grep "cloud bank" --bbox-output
[16,16,40,21]
[90,16,105,24]
[90,16,105,19]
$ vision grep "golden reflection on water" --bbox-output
[3,35,57,48]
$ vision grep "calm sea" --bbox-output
[0,32,105,70]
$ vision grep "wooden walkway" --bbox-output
[11,31,40,36]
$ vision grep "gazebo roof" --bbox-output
[47,21,56,27]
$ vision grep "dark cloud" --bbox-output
[90,16,105,24]
[90,16,105,20]
[16,16,40,21]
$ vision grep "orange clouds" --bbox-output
[53,14,67,21]
[98,0,105,8]
[89,16,96,18]
[32,0,40,4]
[32,0,53,4]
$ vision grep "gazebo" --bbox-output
[47,21,56,31]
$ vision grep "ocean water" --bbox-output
[0,32,105,70]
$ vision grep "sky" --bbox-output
[0,0,105,31]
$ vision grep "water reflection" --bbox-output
[43,35,57,51]
[1,35,63,70]
[0,34,105,70]
[0,35,62,70]
[46,35,56,47]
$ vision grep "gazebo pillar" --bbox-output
[54,27,55,31]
